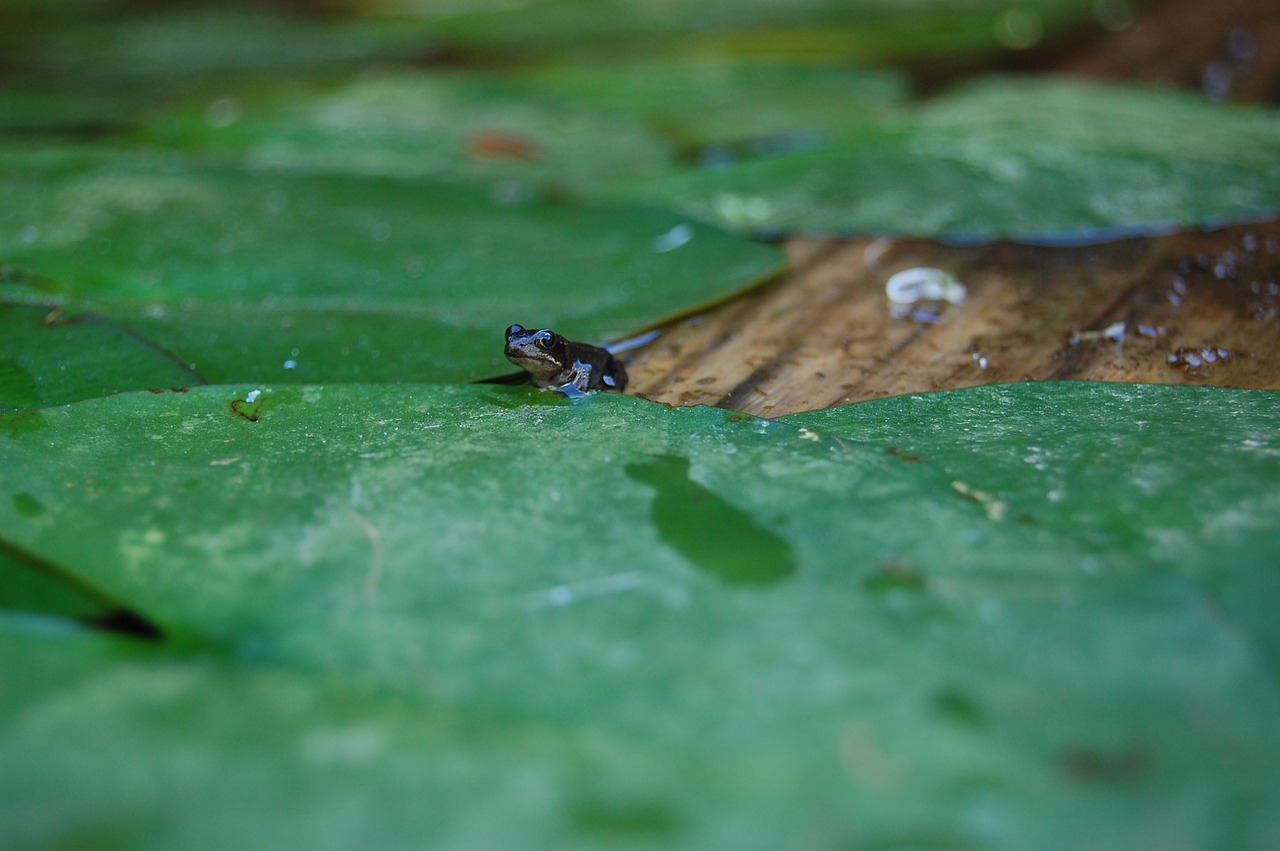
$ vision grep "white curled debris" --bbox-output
[1069,321,1127,346]
[885,267,967,306]
[885,267,966,322]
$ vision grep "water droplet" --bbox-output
[283,360,297,370]
[651,223,694,253]
[20,225,37,244]
[712,193,773,226]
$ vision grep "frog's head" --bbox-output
[504,324,571,382]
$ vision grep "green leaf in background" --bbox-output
[0,303,201,414]
[0,6,441,141]
[2,383,1279,847]
[608,78,1280,240]
[513,58,907,152]
[0,6,435,77]
[0,149,784,386]
[140,60,905,192]
[145,69,678,193]
[355,0,1098,61]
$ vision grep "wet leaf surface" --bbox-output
[2,383,1279,847]
[784,381,1280,672]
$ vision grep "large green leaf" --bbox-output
[2,383,1279,847]
[607,78,1280,240]
[5,614,1276,851]
[785,380,1280,673]
[0,303,200,414]
[0,148,783,385]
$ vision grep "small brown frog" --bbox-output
[504,324,627,397]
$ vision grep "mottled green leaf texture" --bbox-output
[2,383,1279,848]
[785,381,1280,674]
[609,79,1280,240]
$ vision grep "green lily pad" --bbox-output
[607,78,1280,240]
[1,383,1279,847]
[0,148,783,384]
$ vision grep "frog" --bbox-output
[503,324,628,397]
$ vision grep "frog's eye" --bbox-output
[534,331,554,349]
